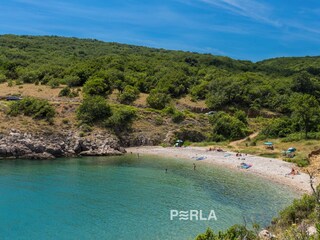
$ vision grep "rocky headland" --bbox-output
[0,129,126,159]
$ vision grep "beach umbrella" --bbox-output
[176,140,183,143]
[264,142,273,146]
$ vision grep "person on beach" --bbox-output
[137,153,140,158]
[193,163,196,171]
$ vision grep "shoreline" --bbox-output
[127,146,314,194]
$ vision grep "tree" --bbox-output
[105,106,136,133]
[146,90,171,110]
[82,77,110,96]
[290,94,320,138]
[77,96,112,124]
[292,71,315,94]
[234,110,247,124]
[65,75,82,87]
[105,69,125,92]
[209,112,248,141]
[118,85,140,104]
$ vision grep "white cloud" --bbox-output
[197,0,281,27]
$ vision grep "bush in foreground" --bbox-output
[195,226,256,240]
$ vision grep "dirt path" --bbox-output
[229,132,259,148]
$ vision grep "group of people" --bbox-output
[207,147,224,152]
[236,152,247,157]
[236,152,247,161]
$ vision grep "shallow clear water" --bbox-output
[0,155,298,240]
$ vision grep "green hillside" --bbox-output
[1,34,320,144]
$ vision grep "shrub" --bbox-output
[15,79,23,85]
[105,106,137,133]
[175,129,206,142]
[7,80,13,87]
[146,90,171,110]
[210,112,249,141]
[296,158,309,167]
[69,90,79,98]
[118,85,140,104]
[77,96,112,124]
[0,73,6,83]
[79,123,92,132]
[162,106,175,115]
[196,226,256,240]
[190,81,208,100]
[282,132,320,142]
[261,117,294,138]
[19,71,39,83]
[275,194,316,226]
[249,140,257,146]
[83,77,110,96]
[154,116,163,125]
[59,87,71,97]
[58,87,79,98]
[234,110,247,124]
[8,97,55,122]
[172,111,185,123]
[48,79,60,89]
[65,75,82,87]
[284,157,310,167]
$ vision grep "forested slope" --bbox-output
[1,34,320,144]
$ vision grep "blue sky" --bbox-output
[1,0,320,61]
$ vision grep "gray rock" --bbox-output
[0,130,124,159]
[45,145,64,157]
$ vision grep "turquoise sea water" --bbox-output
[0,155,298,240]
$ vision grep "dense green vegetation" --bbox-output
[1,34,320,141]
[209,111,249,141]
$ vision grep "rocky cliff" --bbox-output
[0,129,126,159]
